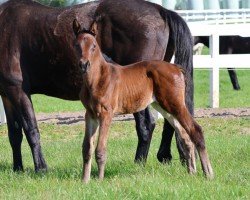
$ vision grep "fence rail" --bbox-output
[177,9,250,23]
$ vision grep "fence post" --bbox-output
[0,97,6,124]
[162,0,176,9]
[209,33,220,108]
[148,0,162,5]
[187,0,204,9]
[207,0,220,9]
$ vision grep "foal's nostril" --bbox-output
[79,60,90,73]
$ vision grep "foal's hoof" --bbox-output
[35,164,48,173]
[35,167,48,173]
[205,171,214,180]
[82,178,90,184]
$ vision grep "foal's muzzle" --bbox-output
[79,60,90,73]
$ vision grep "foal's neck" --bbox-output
[85,53,112,85]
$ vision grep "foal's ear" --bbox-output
[73,19,81,36]
[90,22,98,37]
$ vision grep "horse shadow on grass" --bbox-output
[0,161,144,181]
[0,163,13,171]
[38,114,134,125]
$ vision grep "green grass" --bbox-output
[31,69,250,113]
[194,69,250,108]
[31,96,83,113]
[0,118,249,199]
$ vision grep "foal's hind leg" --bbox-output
[82,112,99,183]
[4,86,47,172]
[2,96,23,171]
[152,103,196,174]
[173,108,213,178]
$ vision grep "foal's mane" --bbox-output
[78,28,96,37]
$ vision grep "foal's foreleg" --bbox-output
[95,113,112,180]
[82,112,99,183]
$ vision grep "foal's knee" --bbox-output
[95,149,107,165]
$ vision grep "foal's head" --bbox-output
[73,19,100,73]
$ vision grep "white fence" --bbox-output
[189,23,250,108]
[178,9,250,24]
[0,98,6,124]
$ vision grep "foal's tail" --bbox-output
[160,9,194,115]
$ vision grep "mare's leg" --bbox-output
[2,96,23,171]
[157,120,186,164]
[133,107,155,163]
[95,113,112,180]
[4,86,47,172]
[157,120,174,163]
[82,112,99,183]
[227,68,240,90]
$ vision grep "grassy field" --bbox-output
[0,118,249,199]
[31,69,250,113]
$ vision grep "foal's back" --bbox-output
[114,61,185,114]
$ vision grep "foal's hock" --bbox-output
[74,30,213,183]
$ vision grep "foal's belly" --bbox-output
[115,85,154,115]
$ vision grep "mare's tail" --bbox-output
[160,9,194,115]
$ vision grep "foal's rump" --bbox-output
[146,61,186,110]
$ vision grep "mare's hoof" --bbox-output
[157,153,172,164]
[13,165,24,172]
[134,157,146,165]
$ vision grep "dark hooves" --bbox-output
[157,152,172,164]
[13,165,24,172]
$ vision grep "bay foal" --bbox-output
[74,28,213,183]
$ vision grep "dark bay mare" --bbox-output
[72,27,213,182]
[194,36,250,90]
[0,0,193,172]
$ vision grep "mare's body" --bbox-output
[0,0,193,172]
[74,32,213,182]
[194,36,250,90]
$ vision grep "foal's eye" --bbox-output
[92,44,96,51]
[75,43,81,53]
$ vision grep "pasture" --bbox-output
[0,118,249,199]
[0,69,249,199]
